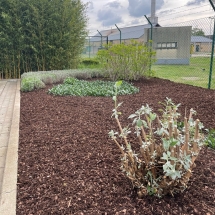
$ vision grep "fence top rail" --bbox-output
[88,36,108,38]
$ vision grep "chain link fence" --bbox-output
[151,17,215,89]
[82,36,108,58]
[83,15,215,89]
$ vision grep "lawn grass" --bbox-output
[78,63,102,69]
[152,57,215,89]
[78,56,215,89]
[78,57,102,69]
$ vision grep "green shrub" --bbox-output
[81,58,99,65]
[40,74,58,84]
[48,80,139,97]
[78,58,102,69]
[90,69,105,78]
[21,77,45,92]
[63,77,79,85]
[21,69,104,92]
[97,40,156,81]
[109,81,205,197]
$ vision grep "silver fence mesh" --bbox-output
[82,36,108,58]
[152,17,215,89]
[83,15,215,89]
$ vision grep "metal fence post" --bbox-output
[144,15,153,75]
[144,15,152,42]
[208,0,215,89]
[97,30,103,48]
[88,36,90,58]
[208,18,215,89]
[115,24,121,44]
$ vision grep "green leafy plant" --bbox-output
[205,129,215,149]
[21,77,45,92]
[63,77,79,85]
[97,40,156,81]
[49,79,139,97]
[81,58,99,65]
[109,81,205,197]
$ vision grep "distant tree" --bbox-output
[0,0,88,78]
[191,28,205,36]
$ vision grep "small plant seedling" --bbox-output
[205,128,215,149]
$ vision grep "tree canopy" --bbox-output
[0,0,88,78]
[191,28,205,36]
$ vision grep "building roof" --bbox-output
[89,27,213,43]
[191,36,212,43]
[90,24,158,42]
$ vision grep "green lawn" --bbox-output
[79,56,215,89]
[152,57,215,89]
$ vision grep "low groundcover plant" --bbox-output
[48,78,139,97]
[20,69,103,92]
[109,81,205,197]
[21,76,45,92]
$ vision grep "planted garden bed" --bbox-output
[17,77,215,214]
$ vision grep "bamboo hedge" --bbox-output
[0,0,87,79]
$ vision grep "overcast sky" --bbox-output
[81,0,215,35]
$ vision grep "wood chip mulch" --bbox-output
[17,78,215,215]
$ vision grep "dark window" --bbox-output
[157,43,162,48]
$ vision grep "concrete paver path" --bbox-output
[0,79,20,215]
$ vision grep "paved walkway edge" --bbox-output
[0,80,20,215]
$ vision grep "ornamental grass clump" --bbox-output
[109,81,205,197]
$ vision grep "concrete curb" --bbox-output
[0,80,20,215]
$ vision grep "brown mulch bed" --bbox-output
[17,78,215,215]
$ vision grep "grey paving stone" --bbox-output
[0,79,20,215]
[0,135,8,147]
[0,147,7,157]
